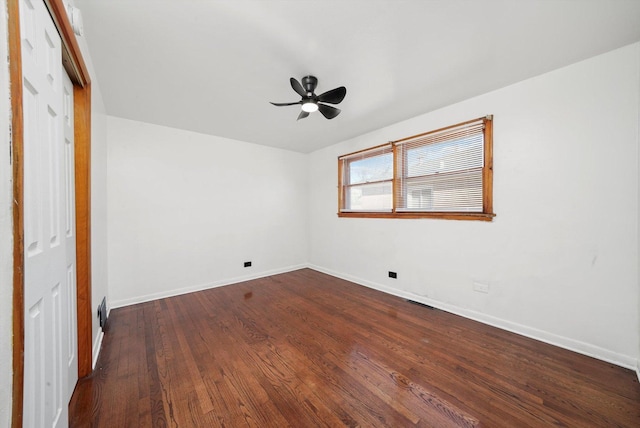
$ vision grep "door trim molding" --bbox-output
[44,0,90,87]
[9,1,92,426]
[8,1,24,426]
[74,83,92,378]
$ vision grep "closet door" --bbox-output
[21,0,77,426]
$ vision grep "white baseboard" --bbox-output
[92,330,104,370]
[109,264,308,309]
[308,264,638,371]
[91,305,112,369]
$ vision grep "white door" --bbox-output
[21,0,77,426]
[62,65,79,401]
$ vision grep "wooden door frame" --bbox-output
[9,1,92,426]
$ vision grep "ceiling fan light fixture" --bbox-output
[301,100,318,113]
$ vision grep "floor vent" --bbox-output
[98,297,107,331]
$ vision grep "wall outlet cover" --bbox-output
[473,282,489,294]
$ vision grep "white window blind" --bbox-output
[395,119,485,212]
[340,144,393,212]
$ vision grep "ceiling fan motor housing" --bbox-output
[302,75,318,94]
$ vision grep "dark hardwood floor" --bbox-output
[69,269,640,427]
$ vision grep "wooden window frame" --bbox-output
[338,116,495,221]
[338,143,394,213]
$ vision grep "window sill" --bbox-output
[337,211,496,221]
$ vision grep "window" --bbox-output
[338,115,494,221]
[339,144,393,212]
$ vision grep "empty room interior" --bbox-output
[2,0,640,427]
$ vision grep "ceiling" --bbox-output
[75,0,640,153]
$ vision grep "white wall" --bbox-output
[308,43,640,369]
[107,117,308,307]
[90,87,108,364]
[637,42,640,380]
[0,1,13,425]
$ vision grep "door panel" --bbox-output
[21,0,76,426]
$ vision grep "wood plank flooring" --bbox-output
[69,269,640,427]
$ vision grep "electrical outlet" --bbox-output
[388,271,397,279]
[244,261,252,267]
[473,282,489,294]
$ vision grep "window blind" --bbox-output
[394,119,485,212]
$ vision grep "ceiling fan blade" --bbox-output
[297,111,310,121]
[290,78,307,97]
[317,86,346,104]
[318,103,341,119]
[270,101,301,107]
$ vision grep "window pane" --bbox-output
[349,152,393,185]
[407,188,433,210]
[344,181,393,211]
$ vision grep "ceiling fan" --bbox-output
[270,76,347,120]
